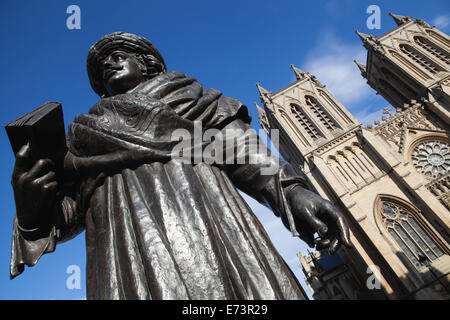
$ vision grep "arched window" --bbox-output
[378,78,409,107]
[414,36,450,66]
[304,96,338,132]
[290,104,322,140]
[379,67,418,101]
[399,44,444,74]
[379,198,445,269]
[426,30,450,49]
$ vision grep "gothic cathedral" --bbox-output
[256,13,450,300]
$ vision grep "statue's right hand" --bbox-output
[12,144,58,230]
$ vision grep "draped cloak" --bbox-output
[10,71,309,300]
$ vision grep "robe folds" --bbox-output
[10,71,309,300]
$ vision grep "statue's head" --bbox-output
[87,32,166,98]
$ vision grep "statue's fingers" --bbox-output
[315,237,331,250]
[296,223,315,248]
[321,204,352,248]
[300,208,328,237]
[43,180,58,191]
[33,171,56,187]
[32,180,58,214]
[43,181,58,204]
[12,144,32,180]
[328,237,340,255]
[27,159,55,181]
[336,216,352,248]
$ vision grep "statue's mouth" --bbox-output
[104,67,123,80]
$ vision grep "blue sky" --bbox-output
[0,0,449,300]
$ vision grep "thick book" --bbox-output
[5,102,67,173]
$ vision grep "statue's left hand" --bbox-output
[286,185,352,254]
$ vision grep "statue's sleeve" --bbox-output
[216,118,311,237]
[10,195,85,279]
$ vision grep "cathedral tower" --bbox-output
[355,13,450,122]
[257,14,450,300]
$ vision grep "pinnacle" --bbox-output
[254,102,265,114]
[256,82,271,97]
[353,60,366,76]
[290,64,308,80]
[388,12,413,26]
[355,30,372,43]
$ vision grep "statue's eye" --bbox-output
[113,52,126,61]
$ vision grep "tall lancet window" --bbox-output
[378,78,408,107]
[379,197,445,269]
[399,43,444,74]
[304,96,338,132]
[380,67,418,100]
[414,36,450,66]
[290,104,322,140]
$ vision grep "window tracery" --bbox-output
[400,43,443,74]
[411,138,450,179]
[379,198,445,269]
[290,104,322,140]
[414,36,450,65]
[304,96,338,132]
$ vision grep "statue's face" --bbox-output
[102,50,145,96]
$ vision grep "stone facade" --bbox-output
[256,13,450,300]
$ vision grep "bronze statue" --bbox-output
[9,32,351,299]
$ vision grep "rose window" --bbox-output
[411,139,450,179]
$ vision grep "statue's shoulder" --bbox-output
[155,70,195,82]
[135,70,198,92]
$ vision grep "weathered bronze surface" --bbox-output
[8,32,351,299]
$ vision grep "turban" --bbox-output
[87,32,167,97]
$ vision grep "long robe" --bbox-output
[10,71,309,300]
